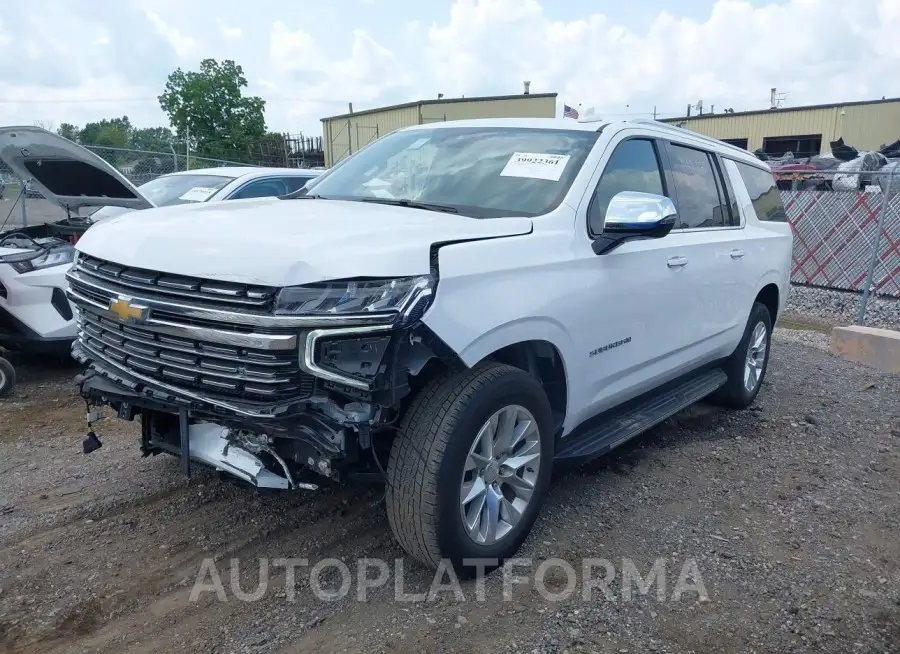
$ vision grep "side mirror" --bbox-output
[592,191,678,255]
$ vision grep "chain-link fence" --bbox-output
[782,168,899,322]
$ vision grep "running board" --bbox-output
[554,369,728,465]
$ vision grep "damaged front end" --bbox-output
[67,253,450,490]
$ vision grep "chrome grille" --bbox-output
[77,255,277,313]
[77,311,315,401]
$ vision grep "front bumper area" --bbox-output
[66,254,432,487]
[79,370,338,489]
[0,304,74,354]
[0,262,77,351]
[158,422,299,490]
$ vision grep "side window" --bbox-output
[283,176,313,193]
[735,162,788,222]
[667,144,727,229]
[229,179,288,200]
[715,156,741,226]
[588,139,665,235]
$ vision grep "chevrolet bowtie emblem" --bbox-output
[108,296,148,323]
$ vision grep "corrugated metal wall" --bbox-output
[670,100,900,154]
[322,105,421,166]
[422,95,556,123]
[321,95,557,166]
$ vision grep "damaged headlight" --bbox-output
[274,275,435,320]
[1,245,76,274]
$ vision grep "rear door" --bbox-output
[0,127,154,211]
[657,140,752,361]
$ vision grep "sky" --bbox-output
[0,0,898,138]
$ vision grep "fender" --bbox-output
[454,315,576,370]
[754,265,791,317]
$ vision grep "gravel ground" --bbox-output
[0,331,898,654]
[785,285,900,330]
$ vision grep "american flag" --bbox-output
[563,104,579,119]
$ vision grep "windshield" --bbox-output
[308,126,600,218]
[136,173,235,207]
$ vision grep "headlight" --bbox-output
[3,246,76,274]
[274,275,434,319]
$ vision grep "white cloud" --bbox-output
[0,19,10,49]
[145,9,198,59]
[0,0,897,139]
[266,21,414,127]
[216,18,243,41]
[422,0,900,120]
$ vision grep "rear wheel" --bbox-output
[0,357,16,398]
[711,301,772,409]
[386,362,554,576]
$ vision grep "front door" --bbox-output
[566,134,693,426]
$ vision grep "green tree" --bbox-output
[158,58,266,162]
[57,123,80,142]
[80,116,132,148]
[131,126,174,153]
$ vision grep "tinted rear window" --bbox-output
[735,162,787,222]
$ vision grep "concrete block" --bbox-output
[831,325,900,372]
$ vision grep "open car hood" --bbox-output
[0,126,155,211]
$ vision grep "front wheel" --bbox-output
[386,362,554,576]
[711,301,772,409]
[0,357,16,398]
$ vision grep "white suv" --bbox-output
[66,117,792,574]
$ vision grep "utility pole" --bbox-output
[653,106,657,120]
[185,125,191,170]
[20,181,27,228]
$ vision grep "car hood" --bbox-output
[0,126,154,211]
[74,197,533,287]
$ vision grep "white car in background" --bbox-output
[0,126,323,394]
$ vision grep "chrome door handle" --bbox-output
[667,256,688,268]
[730,249,745,259]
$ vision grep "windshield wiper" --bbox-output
[282,193,323,200]
[356,197,459,214]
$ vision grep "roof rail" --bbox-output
[626,118,750,156]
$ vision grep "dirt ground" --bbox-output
[0,332,898,654]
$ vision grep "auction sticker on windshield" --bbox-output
[178,187,219,202]
[500,152,571,181]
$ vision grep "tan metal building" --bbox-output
[662,97,900,158]
[321,92,558,167]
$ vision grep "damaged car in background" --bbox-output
[762,136,900,191]
[67,117,792,573]
[0,126,322,395]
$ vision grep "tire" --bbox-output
[0,357,15,398]
[386,361,554,576]
[711,301,772,409]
